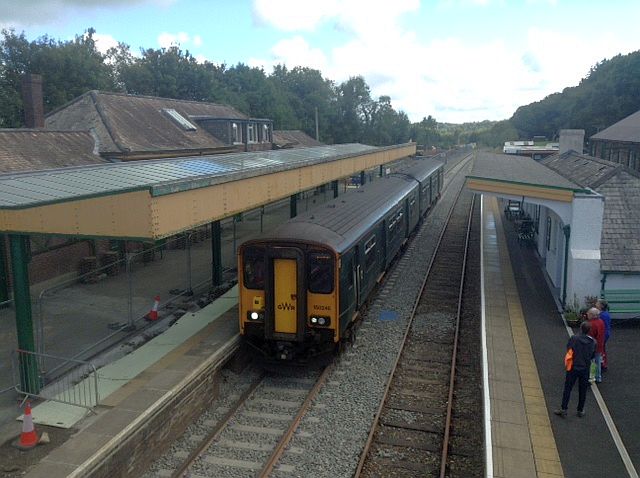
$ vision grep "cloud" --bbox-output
[157,31,205,50]
[91,32,119,54]
[252,0,419,36]
[0,0,175,27]
[249,36,328,72]
[250,0,638,123]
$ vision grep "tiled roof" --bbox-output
[541,150,640,273]
[45,91,247,155]
[591,109,640,143]
[273,130,324,148]
[0,130,104,173]
[540,150,622,188]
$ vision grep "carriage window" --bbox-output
[243,246,265,289]
[365,235,377,269]
[308,252,334,294]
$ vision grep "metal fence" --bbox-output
[11,348,99,410]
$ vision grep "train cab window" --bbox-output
[308,252,334,294]
[243,246,265,289]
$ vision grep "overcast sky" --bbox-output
[2,0,639,123]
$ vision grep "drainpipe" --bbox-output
[600,273,607,296]
[561,225,571,307]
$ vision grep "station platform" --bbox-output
[21,287,240,477]
[482,195,639,478]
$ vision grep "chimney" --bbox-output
[21,74,45,128]
[559,129,585,155]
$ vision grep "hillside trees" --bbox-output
[0,28,414,146]
[0,28,114,127]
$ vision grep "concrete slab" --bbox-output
[40,431,111,466]
[82,408,141,437]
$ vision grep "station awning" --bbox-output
[0,143,415,239]
[466,152,590,202]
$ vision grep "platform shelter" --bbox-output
[466,151,604,310]
[0,142,415,392]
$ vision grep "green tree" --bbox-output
[0,28,115,127]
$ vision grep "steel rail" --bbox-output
[354,182,468,477]
[172,372,266,478]
[258,364,334,477]
[439,193,476,478]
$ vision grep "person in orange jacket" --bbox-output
[554,321,596,418]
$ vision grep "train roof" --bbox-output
[246,159,443,253]
[391,157,444,182]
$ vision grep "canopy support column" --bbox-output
[10,234,39,394]
[211,221,222,286]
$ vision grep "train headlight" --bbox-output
[247,311,264,321]
[309,316,330,327]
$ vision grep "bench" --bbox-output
[600,289,640,318]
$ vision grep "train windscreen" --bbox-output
[243,246,265,289]
[308,252,334,294]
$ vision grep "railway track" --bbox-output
[356,187,481,477]
[165,364,332,477]
[143,152,478,478]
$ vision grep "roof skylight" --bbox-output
[162,108,197,131]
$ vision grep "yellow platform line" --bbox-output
[490,197,564,477]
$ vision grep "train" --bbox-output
[237,158,444,360]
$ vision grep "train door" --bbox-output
[354,247,362,307]
[265,247,305,342]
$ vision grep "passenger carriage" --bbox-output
[238,159,444,360]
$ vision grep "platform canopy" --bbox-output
[466,152,590,202]
[0,142,415,240]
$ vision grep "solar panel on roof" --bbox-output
[0,143,395,209]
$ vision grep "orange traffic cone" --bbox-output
[15,401,38,450]
[145,295,160,321]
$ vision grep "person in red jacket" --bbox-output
[587,307,605,383]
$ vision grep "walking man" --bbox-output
[554,321,596,418]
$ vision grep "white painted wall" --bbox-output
[565,192,604,306]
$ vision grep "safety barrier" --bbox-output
[11,348,99,410]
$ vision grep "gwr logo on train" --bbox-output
[277,302,296,311]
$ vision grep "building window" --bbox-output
[232,123,242,144]
[247,123,257,143]
[262,124,270,143]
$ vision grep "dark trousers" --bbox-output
[561,368,590,411]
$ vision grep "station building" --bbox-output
[471,129,640,317]
[590,108,640,171]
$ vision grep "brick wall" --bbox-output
[88,355,233,477]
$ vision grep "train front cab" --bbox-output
[239,242,339,360]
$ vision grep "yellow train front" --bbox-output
[239,241,339,360]
[238,158,444,361]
